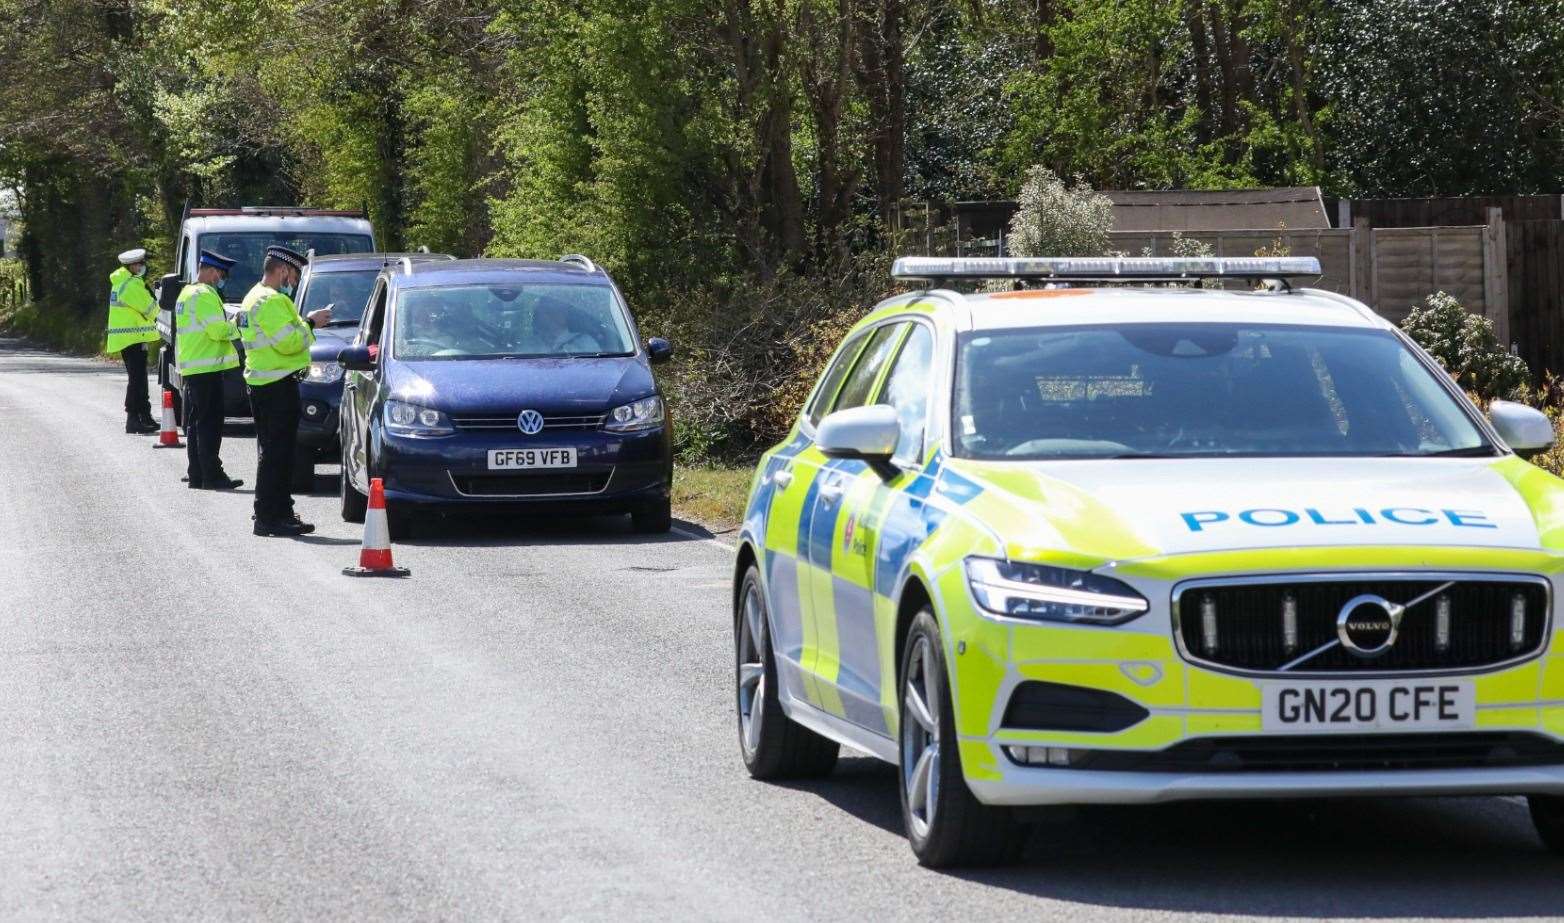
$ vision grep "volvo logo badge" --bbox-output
[1336,593,1406,657]
[517,409,544,435]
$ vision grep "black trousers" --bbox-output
[184,372,228,485]
[121,343,150,417]
[249,377,301,523]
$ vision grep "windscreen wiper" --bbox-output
[1398,445,1499,457]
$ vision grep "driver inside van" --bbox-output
[532,296,602,355]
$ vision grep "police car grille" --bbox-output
[1073,732,1564,772]
[450,413,606,432]
[1175,578,1548,673]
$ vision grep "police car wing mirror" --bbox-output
[1489,400,1554,457]
[337,345,377,372]
[817,404,900,467]
[646,337,673,365]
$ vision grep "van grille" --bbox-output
[450,413,605,432]
[1174,576,1548,673]
[450,471,611,497]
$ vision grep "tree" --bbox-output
[1005,166,1113,257]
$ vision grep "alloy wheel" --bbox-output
[901,634,941,841]
[737,580,767,759]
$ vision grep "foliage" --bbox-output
[1400,291,1529,399]
[4,1,1564,462]
[663,252,895,461]
[1319,0,1564,196]
[1005,167,1113,257]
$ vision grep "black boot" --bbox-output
[126,413,158,434]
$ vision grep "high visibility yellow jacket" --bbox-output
[175,283,240,376]
[105,267,159,354]
[240,282,314,386]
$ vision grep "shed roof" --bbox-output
[1103,187,1331,232]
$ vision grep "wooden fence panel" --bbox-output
[1371,227,1487,323]
[1351,195,1562,228]
[1508,220,1564,376]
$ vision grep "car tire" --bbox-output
[1530,795,1564,854]
[735,564,839,779]
[340,449,366,524]
[632,497,673,534]
[899,607,1026,868]
[292,444,316,493]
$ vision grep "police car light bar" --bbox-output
[891,256,1322,284]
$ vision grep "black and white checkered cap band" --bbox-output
[265,247,307,270]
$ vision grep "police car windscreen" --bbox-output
[197,233,373,301]
[954,324,1489,459]
[300,269,378,324]
[393,283,635,359]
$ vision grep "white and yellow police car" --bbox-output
[732,256,1564,867]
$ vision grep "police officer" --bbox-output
[176,250,244,491]
[241,246,330,536]
[106,248,160,433]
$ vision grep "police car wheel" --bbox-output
[339,455,366,523]
[1530,795,1564,853]
[735,564,839,779]
[899,608,1024,868]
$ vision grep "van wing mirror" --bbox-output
[158,273,183,313]
[1489,400,1554,457]
[646,337,673,365]
[338,345,377,372]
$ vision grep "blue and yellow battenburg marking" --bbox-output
[748,434,985,733]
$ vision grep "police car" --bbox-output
[732,256,1564,867]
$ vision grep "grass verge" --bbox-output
[672,464,753,534]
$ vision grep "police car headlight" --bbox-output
[604,395,664,432]
[384,399,455,437]
[964,557,1148,625]
[306,361,344,384]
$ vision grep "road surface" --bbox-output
[0,338,1559,921]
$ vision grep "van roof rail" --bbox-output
[559,254,599,273]
[186,207,367,219]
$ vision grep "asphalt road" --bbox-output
[0,337,1560,922]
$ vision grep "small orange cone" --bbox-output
[153,388,183,448]
[342,478,410,577]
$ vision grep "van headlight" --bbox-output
[307,361,344,384]
[604,395,664,432]
[964,557,1148,625]
[384,399,455,437]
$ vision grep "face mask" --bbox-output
[279,283,294,298]
[134,266,146,277]
[215,277,227,292]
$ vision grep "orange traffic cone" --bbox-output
[342,478,410,577]
[153,388,183,448]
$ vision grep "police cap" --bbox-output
[198,249,238,272]
[265,246,308,271]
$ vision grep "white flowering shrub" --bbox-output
[1006,166,1114,257]
[1400,291,1528,399]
